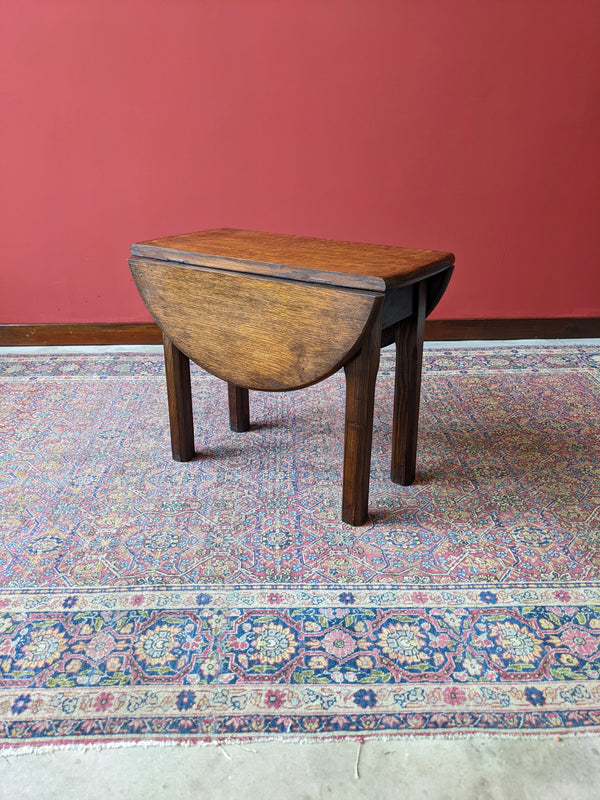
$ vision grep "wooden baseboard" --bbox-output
[0,323,163,346]
[0,319,599,347]
[425,318,600,340]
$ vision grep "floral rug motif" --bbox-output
[0,344,599,745]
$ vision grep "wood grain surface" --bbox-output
[131,228,454,293]
[129,257,382,391]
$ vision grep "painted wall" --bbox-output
[2,0,599,324]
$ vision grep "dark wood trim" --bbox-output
[425,318,600,340]
[0,323,163,346]
[0,318,599,347]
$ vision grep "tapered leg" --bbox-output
[391,280,427,485]
[342,321,381,526]
[163,333,195,461]
[228,383,250,432]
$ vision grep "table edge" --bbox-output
[130,243,454,293]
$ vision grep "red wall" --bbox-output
[2,0,599,324]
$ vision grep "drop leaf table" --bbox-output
[129,229,454,526]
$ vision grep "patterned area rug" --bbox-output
[1,344,599,746]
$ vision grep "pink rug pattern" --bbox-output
[0,345,599,744]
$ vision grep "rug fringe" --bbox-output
[1,727,599,757]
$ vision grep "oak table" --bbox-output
[129,229,454,526]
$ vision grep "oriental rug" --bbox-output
[0,344,599,747]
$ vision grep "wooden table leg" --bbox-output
[391,280,426,485]
[342,321,381,526]
[228,383,250,432]
[163,334,195,461]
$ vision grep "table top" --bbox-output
[131,228,454,292]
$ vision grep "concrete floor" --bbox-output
[2,341,600,798]
[1,735,600,799]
